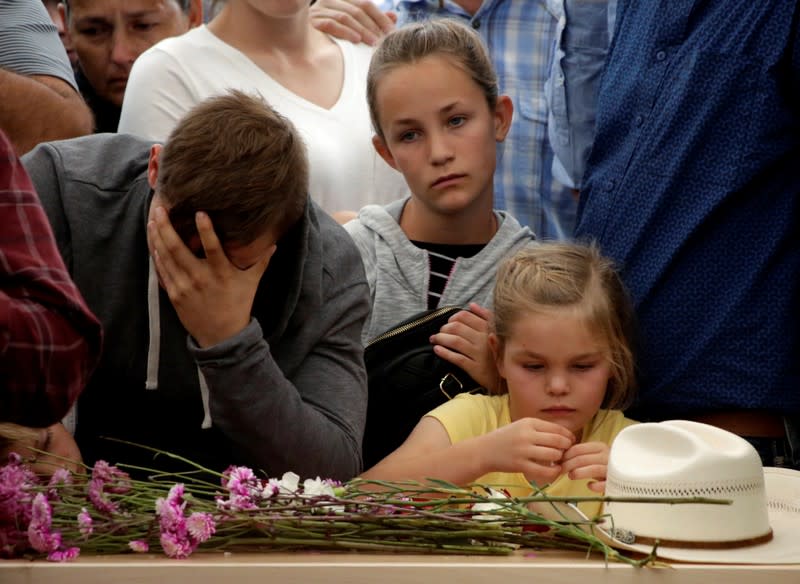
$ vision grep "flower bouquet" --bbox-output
[0,446,722,565]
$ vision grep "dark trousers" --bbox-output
[746,416,800,469]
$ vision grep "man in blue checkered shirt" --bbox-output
[311,0,575,241]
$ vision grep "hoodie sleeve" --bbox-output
[192,239,370,481]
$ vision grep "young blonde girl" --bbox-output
[363,242,639,518]
[344,19,535,393]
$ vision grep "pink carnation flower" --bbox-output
[160,532,194,559]
[216,466,261,511]
[88,478,119,515]
[47,546,80,562]
[128,540,149,553]
[186,512,215,543]
[27,494,62,553]
[77,508,93,538]
[91,460,131,494]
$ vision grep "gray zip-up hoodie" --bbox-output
[23,134,370,480]
[345,198,535,343]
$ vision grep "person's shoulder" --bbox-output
[330,36,375,73]
[0,0,50,28]
[135,25,210,65]
[308,202,366,273]
[439,393,506,416]
[24,134,152,192]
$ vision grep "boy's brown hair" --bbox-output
[157,90,308,245]
[492,242,638,410]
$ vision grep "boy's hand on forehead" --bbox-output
[483,418,575,488]
[148,207,275,348]
[560,441,610,493]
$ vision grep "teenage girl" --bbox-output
[363,242,639,518]
[345,19,534,393]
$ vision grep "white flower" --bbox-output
[278,471,300,494]
[262,479,280,499]
[471,488,509,521]
[302,477,335,498]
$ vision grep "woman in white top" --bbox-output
[118,0,407,215]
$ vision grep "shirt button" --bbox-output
[656,50,667,61]
[472,19,481,30]
[604,179,616,191]
[635,115,644,127]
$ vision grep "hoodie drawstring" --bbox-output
[145,257,212,428]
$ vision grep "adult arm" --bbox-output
[0,0,92,153]
[546,0,613,190]
[0,132,102,427]
[117,48,195,142]
[196,278,370,481]
[0,70,93,155]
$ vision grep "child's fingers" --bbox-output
[467,302,492,321]
[587,480,606,493]
[446,308,489,333]
[525,417,576,443]
[567,463,607,483]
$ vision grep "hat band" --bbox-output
[612,528,774,550]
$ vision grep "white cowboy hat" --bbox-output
[536,420,800,564]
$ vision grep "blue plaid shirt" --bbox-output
[379,0,575,240]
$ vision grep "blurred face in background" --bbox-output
[62,0,201,106]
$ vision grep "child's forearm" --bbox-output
[360,434,491,487]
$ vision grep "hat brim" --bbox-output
[536,467,800,564]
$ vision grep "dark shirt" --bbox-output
[76,67,121,134]
[576,0,800,419]
[410,241,485,309]
[0,130,102,427]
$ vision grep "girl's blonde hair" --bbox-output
[492,242,638,410]
[366,19,498,139]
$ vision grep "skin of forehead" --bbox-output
[67,0,185,19]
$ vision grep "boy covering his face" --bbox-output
[22,91,370,480]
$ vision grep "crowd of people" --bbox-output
[1,0,798,505]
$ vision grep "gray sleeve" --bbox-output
[21,142,74,268]
[0,0,78,92]
[193,273,370,481]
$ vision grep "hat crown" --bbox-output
[604,420,771,543]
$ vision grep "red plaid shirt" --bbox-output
[0,131,102,427]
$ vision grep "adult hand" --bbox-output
[148,207,274,348]
[431,303,500,392]
[482,417,575,487]
[310,0,397,46]
[560,440,610,493]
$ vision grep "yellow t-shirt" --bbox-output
[426,393,637,518]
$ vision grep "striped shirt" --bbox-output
[0,0,78,92]
[0,130,102,427]
[410,241,485,309]
[380,0,576,240]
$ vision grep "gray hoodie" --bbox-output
[23,134,370,480]
[345,198,535,343]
